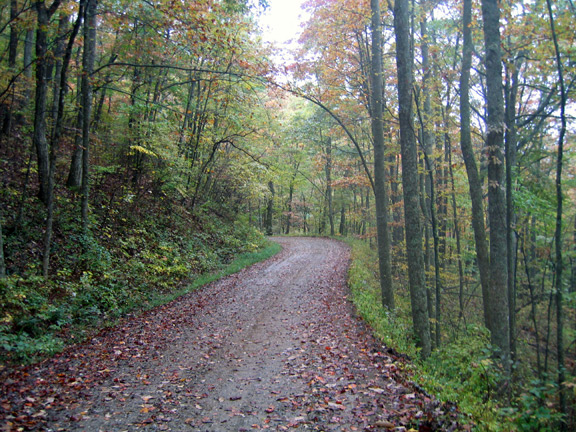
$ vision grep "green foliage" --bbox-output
[0,333,64,363]
[0,276,68,362]
[422,328,507,430]
[346,238,418,358]
[344,237,571,431]
[504,378,565,432]
[0,200,271,364]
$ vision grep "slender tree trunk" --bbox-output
[545,0,567,427]
[67,104,84,187]
[460,0,492,331]
[286,184,294,235]
[423,152,442,348]
[419,16,441,347]
[23,29,34,106]
[325,137,335,236]
[51,2,83,147]
[8,0,19,68]
[50,15,69,134]
[419,166,434,328]
[34,0,62,275]
[394,0,430,357]
[389,154,403,245]
[448,136,465,322]
[569,216,576,293]
[33,2,53,205]
[42,3,83,277]
[285,163,299,235]
[481,0,511,377]
[3,0,20,134]
[521,233,542,376]
[81,0,97,233]
[266,181,274,236]
[370,0,395,309]
[505,54,521,363]
[0,211,5,278]
[302,193,307,234]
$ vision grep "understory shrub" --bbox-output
[0,206,269,364]
[345,237,569,431]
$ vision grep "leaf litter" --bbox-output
[1,238,465,431]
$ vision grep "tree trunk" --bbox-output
[460,0,491,331]
[0,212,5,278]
[67,106,84,187]
[302,193,308,234]
[50,15,69,135]
[325,137,335,236]
[43,2,83,277]
[266,181,274,236]
[545,0,567,427]
[569,216,576,293]
[339,204,346,236]
[81,0,97,233]
[447,134,465,322]
[481,0,510,377]
[370,0,395,310]
[8,0,19,68]
[33,2,53,205]
[504,54,521,362]
[394,0,430,358]
[3,0,20,134]
[389,154,403,245]
[23,29,34,106]
[419,16,441,348]
[286,183,294,235]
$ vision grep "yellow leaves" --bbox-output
[128,145,159,158]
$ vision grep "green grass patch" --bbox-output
[345,237,419,359]
[146,240,282,308]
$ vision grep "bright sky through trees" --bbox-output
[259,0,307,46]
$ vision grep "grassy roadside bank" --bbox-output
[344,237,563,431]
[1,219,281,366]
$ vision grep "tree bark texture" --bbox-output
[370,0,395,310]
[419,16,441,348]
[33,2,52,205]
[8,0,19,68]
[481,0,511,375]
[504,56,521,361]
[0,213,5,278]
[394,0,431,358]
[460,0,491,332]
[23,29,34,106]
[81,0,98,233]
[325,137,335,236]
[266,181,274,236]
[545,0,567,427]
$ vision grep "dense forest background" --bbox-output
[0,0,574,430]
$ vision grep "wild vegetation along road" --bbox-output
[1,237,462,431]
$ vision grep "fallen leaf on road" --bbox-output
[373,420,395,429]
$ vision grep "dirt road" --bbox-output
[1,237,462,431]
